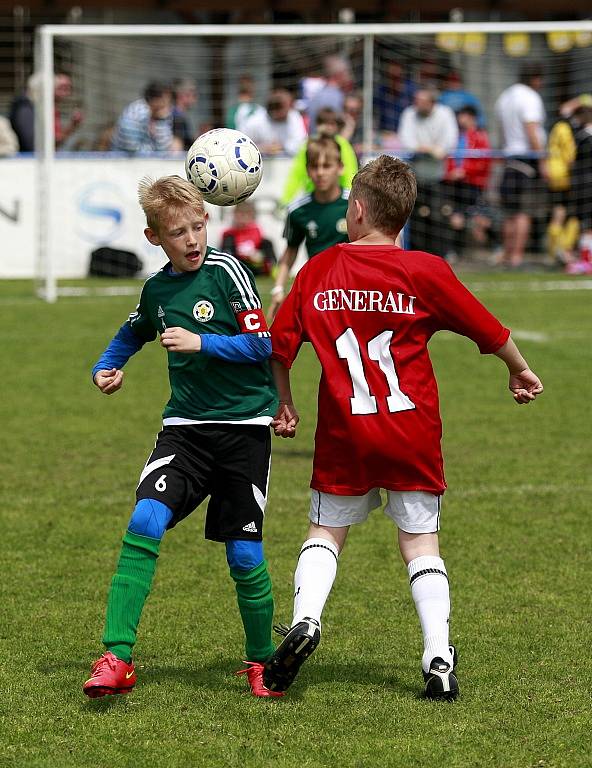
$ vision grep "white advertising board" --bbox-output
[0,155,292,279]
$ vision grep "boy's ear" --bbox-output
[353,197,365,222]
[144,227,161,246]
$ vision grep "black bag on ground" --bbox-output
[89,247,143,277]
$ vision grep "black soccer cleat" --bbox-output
[423,645,459,701]
[263,617,321,692]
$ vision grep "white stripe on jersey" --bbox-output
[286,193,313,213]
[207,251,261,310]
[209,250,260,308]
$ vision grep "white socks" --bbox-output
[292,537,339,627]
[407,555,453,672]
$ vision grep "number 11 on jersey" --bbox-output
[336,328,416,416]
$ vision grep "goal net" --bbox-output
[33,21,592,300]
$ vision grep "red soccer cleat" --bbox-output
[83,651,136,698]
[236,661,284,698]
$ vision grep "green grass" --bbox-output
[0,273,590,767]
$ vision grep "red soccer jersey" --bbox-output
[271,243,510,496]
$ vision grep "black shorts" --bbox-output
[136,424,271,542]
[500,158,546,214]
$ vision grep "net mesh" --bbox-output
[34,26,592,297]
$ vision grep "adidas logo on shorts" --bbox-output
[242,521,258,533]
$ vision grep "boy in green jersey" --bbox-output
[83,176,283,699]
[268,136,349,320]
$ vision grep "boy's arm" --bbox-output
[160,327,271,363]
[493,336,544,404]
[267,245,299,321]
[270,359,299,438]
[92,323,146,394]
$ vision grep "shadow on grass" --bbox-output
[39,656,424,704]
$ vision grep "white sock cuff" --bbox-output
[299,537,339,561]
[407,555,447,582]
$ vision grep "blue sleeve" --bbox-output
[92,323,145,380]
[199,333,271,363]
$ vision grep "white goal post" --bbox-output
[35,20,592,300]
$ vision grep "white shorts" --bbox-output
[309,489,441,534]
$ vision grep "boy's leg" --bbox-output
[399,530,458,700]
[292,522,347,626]
[264,487,377,692]
[83,499,172,697]
[226,540,275,662]
[263,522,347,693]
[387,491,458,700]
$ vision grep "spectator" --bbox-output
[439,71,484,127]
[571,105,592,269]
[341,91,364,154]
[241,88,306,157]
[226,75,263,133]
[0,116,18,156]
[545,99,587,265]
[111,82,173,154]
[171,78,198,151]
[307,55,354,129]
[441,105,492,260]
[399,89,458,252]
[374,61,416,136]
[53,73,84,149]
[281,107,358,205]
[220,200,276,276]
[495,64,547,268]
[9,72,83,152]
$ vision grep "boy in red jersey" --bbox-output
[264,155,543,700]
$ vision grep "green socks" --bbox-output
[102,530,160,663]
[102,534,274,664]
[230,560,275,662]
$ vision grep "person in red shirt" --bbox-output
[263,155,543,700]
[441,105,492,260]
[220,201,276,276]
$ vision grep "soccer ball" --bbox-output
[185,128,263,206]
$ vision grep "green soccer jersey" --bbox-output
[283,189,349,258]
[127,247,277,423]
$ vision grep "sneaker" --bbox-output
[236,661,284,698]
[83,651,136,698]
[423,645,459,701]
[263,617,321,693]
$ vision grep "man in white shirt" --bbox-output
[495,64,548,267]
[241,88,307,157]
[398,89,458,252]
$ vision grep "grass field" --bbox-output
[1,273,590,768]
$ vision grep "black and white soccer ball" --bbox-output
[185,128,263,206]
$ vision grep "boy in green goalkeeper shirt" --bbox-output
[268,136,349,320]
[83,176,283,699]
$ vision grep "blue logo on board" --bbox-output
[77,183,124,242]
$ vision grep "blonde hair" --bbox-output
[305,136,342,167]
[138,175,205,232]
[350,155,417,236]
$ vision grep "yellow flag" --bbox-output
[547,31,574,53]
[436,32,462,52]
[575,30,592,48]
[504,33,530,57]
[463,33,487,56]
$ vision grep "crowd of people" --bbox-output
[4,57,592,269]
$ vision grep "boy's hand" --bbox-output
[509,368,543,404]
[267,294,284,323]
[160,327,202,353]
[272,401,299,438]
[94,368,124,394]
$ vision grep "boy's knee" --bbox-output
[128,499,173,540]
[226,539,264,572]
